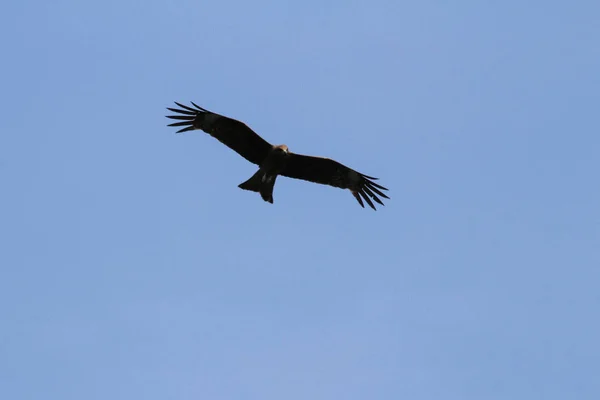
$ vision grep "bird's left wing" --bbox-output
[280,153,389,210]
[166,102,272,166]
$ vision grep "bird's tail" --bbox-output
[238,170,276,204]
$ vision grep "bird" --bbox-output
[166,101,389,210]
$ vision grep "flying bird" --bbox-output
[166,102,389,210]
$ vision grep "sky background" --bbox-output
[1,1,599,399]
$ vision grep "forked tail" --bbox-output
[238,170,277,204]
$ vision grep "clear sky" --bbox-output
[1,1,599,399]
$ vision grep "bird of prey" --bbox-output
[166,101,389,210]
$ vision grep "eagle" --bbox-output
[166,101,389,210]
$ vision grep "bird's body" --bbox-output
[166,102,389,210]
[238,144,289,203]
[259,145,290,179]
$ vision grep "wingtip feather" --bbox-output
[167,107,196,115]
[190,101,209,112]
[174,102,200,113]
[352,191,365,208]
[363,186,384,205]
[359,191,376,210]
[166,115,195,120]
[168,121,194,127]
[176,126,196,133]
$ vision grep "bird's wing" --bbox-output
[280,153,389,210]
[166,102,272,165]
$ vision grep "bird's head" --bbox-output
[275,144,289,154]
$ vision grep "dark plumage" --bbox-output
[166,101,389,210]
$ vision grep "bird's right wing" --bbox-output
[280,153,389,210]
[166,102,272,166]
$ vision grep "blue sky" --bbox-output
[1,1,599,399]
